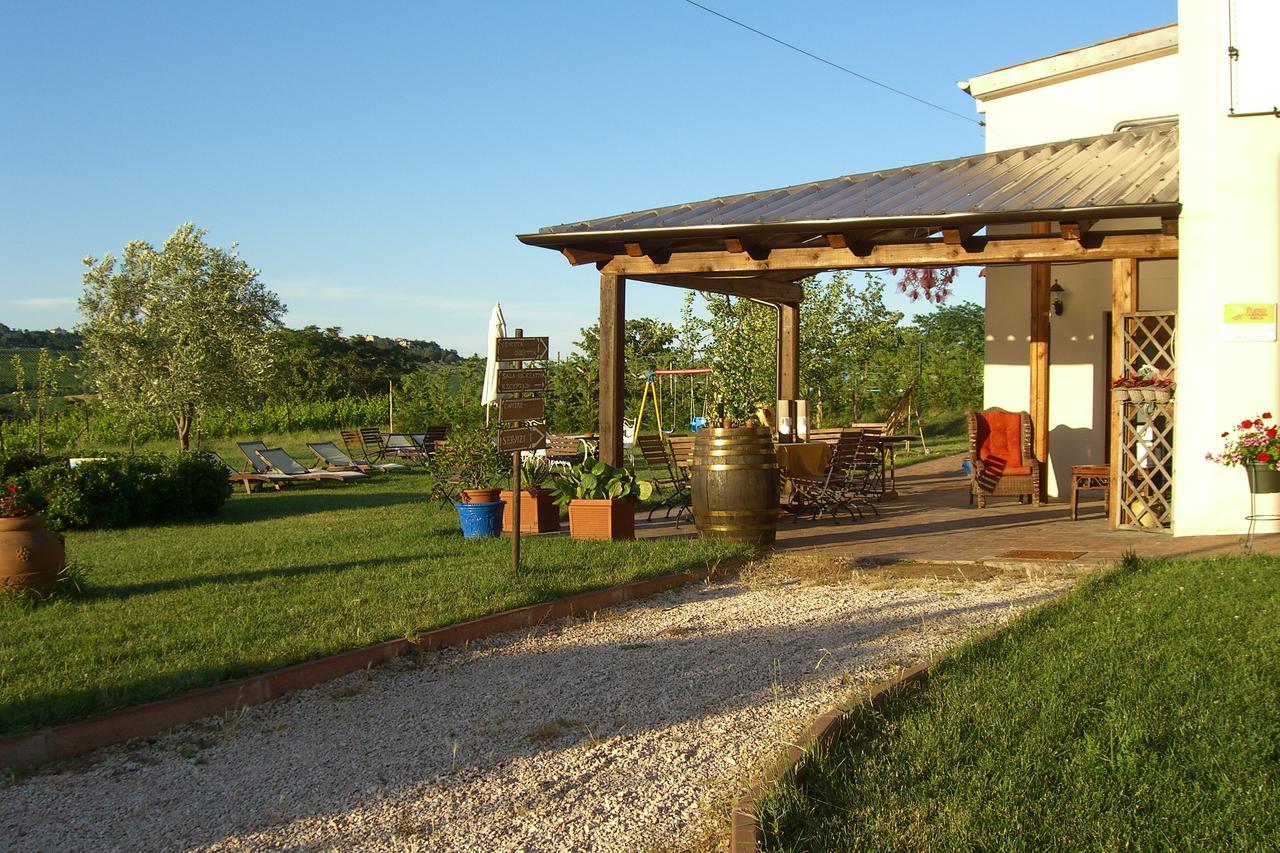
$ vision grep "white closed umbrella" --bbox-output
[481,301,506,424]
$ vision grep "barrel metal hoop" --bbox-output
[694,463,778,472]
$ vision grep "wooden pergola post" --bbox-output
[599,273,626,467]
[1029,223,1052,502]
[1109,258,1139,529]
[780,303,800,400]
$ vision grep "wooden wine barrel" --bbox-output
[691,426,780,545]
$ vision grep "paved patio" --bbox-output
[638,454,1280,566]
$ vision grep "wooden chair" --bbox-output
[635,434,691,524]
[545,435,587,469]
[966,408,1041,507]
[787,431,874,523]
[666,435,695,471]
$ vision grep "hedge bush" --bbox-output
[14,453,230,530]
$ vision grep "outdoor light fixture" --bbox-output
[1051,281,1066,316]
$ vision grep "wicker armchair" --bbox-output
[966,408,1041,507]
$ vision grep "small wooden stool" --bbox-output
[1070,465,1111,520]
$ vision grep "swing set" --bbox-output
[633,367,713,436]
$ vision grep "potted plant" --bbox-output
[0,481,65,595]
[432,428,508,538]
[1208,412,1280,493]
[501,455,561,534]
[547,461,654,541]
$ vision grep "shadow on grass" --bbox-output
[217,486,438,525]
[79,554,426,602]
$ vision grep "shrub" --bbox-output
[12,453,230,530]
[0,450,57,478]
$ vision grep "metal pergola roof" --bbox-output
[518,123,1178,258]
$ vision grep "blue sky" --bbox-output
[1,1,1175,357]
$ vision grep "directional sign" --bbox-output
[499,397,546,423]
[497,368,548,393]
[496,336,550,361]
[498,425,548,453]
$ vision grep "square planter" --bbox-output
[500,489,561,534]
[568,498,635,541]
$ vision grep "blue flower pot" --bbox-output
[454,500,506,538]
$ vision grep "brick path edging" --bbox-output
[728,659,934,852]
[1,561,736,771]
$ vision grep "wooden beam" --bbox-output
[624,242,645,257]
[941,226,980,247]
[602,232,1178,275]
[824,233,848,249]
[1109,258,1139,530]
[746,244,771,262]
[1161,218,1178,236]
[1029,222,1051,501]
[780,303,800,400]
[1058,220,1097,242]
[563,247,614,266]
[627,274,803,303]
[725,238,746,253]
[599,273,625,467]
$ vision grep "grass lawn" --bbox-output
[757,554,1280,850]
[0,469,752,737]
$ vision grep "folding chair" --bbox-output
[635,434,692,525]
[787,431,870,523]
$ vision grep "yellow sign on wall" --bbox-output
[1222,303,1277,341]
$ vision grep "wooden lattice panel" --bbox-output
[1116,312,1176,532]
[1118,401,1174,531]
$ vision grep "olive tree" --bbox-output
[78,223,285,451]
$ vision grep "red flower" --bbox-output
[1267,428,1277,439]
[1241,420,1254,429]
[1265,412,1274,419]
[1259,452,1272,463]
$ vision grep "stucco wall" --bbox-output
[1173,0,1280,535]
[977,53,1180,151]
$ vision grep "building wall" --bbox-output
[1173,0,1280,535]
[974,36,1181,500]
[978,53,1180,151]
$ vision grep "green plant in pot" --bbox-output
[432,429,508,538]
[0,480,65,596]
[500,454,561,534]
[548,461,654,540]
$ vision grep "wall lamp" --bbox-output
[1051,281,1066,316]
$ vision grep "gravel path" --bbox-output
[2,562,1074,852]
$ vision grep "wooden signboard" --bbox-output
[497,368,548,392]
[496,336,550,361]
[498,425,548,453]
[499,397,545,423]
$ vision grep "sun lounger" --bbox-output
[255,447,366,483]
[307,440,407,473]
[209,451,292,495]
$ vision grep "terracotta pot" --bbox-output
[500,488,561,534]
[0,514,65,596]
[568,498,635,541]
[458,488,502,504]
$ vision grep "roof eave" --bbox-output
[516,203,1181,250]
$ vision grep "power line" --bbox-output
[681,0,985,129]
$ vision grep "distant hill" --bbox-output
[0,324,80,351]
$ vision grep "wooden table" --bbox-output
[1070,464,1111,520]
[871,434,914,499]
[775,441,832,478]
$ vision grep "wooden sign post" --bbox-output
[496,329,549,571]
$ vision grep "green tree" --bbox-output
[78,223,285,451]
[912,300,984,414]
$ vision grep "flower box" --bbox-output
[568,498,635,541]
[500,488,561,534]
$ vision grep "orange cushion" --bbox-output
[976,411,1024,471]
